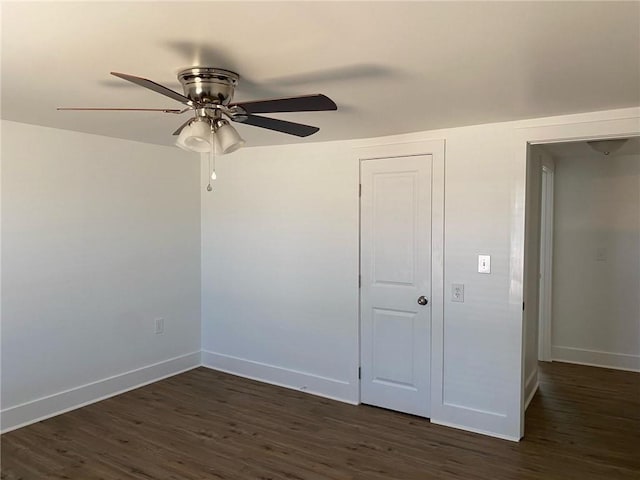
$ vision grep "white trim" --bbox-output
[200,350,358,405]
[524,369,538,411]
[441,402,507,418]
[538,166,554,361]
[0,351,201,434]
[552,346,640,372]
[430,419,520,442]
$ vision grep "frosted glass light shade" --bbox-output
[184,120,212,152]
[175,120,212,153]
[216,120,245,154]
[175,125,193,151]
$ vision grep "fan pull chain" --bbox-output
[203,149,212,192]
[206,152,213,192]
[206,125,215,192]
[211,148,217,181]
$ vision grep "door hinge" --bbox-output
[523,302,525,311]
[358,367,361,379]
[359,184,362,197]
[358,274,361,288]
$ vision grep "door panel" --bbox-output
[360,154,432,417]
[372,174,416,285]
[372,308,417,388]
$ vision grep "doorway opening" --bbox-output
[522,135,640,445]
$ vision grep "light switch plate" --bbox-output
[452,283,464,302]
[154,317,164,335]
[478,255,491,274]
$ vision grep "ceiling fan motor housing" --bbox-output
[177,67,239,106]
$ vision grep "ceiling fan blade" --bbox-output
[236,114,319,137]
[57,107,185,113]
[230,94,337,114]
[111,72,193,106]
[172,118,193,136]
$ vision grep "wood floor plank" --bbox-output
[2,362,638,479]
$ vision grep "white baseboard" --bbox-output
[201,350,358,405]
[552,346,640,372]
[430,418,520,442]
[524,368,538,411]
[1,351,201,434]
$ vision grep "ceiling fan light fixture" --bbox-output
[586,139,628,156]
[215,119,245,154]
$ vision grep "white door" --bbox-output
[360,154,432,418]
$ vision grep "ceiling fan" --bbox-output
[58,67,338,154]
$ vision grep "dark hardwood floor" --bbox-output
[2,362,639,479]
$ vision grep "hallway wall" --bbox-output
[552,151,640,371]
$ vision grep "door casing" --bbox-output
[538,165,554,362]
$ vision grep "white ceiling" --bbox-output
[2,1,639,148]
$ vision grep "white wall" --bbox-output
[201,108,639,441]
[551,151,640,371]
[523,146,555,408]
[1,121,202,431]
[2,108,636,440]
[523,148,542,408]
[201,122,526,439]
[201,141,359,400]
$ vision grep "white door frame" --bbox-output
[354,139,445,416]
[516,109,640,438]
[538,165,554,362]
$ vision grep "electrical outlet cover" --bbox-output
[452,283,464,302]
